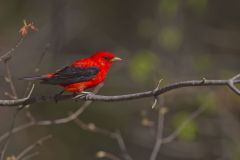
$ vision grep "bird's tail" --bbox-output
[20,75,45,81]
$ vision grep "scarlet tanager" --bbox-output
[22,52,121,94]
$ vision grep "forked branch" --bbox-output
[0,74,239,106]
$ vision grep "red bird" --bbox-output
[22,52,121,94]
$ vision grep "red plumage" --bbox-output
[22,51,121,92]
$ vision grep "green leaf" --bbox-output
[232,145,240,160]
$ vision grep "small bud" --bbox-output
[160,107,168,115]
[141,118,154,127]
[96,151,106,158]
[4,77,10,82]
[34,68,40,72]
[19,19,38,37]
[6,156,17,160]
[88,123,96,131]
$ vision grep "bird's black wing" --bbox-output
[41,66,99,85]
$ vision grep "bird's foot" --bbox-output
[72,91,94,101]
[54,90,65,103]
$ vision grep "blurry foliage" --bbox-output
[129,50,158,83]
[197,92,217,113]
[159,0,180,14]
[172,112,198,142]
[233,145,240,160]
[193,54,213,73]
[159,0,208,15]
[187,0,208,15]
[158,27,182,51]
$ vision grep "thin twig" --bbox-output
[0,57,23,159]
[23,42,50,96]
[0,121,34,144]
[0,37,24,62]
[0,85,35,146]
[35,83,103,125]
[0,109,20,160]
[20,152,39,160]
[0,84,102,144]
[113,130,133,160]
[162,107,204,144]
[73,118,113,137]
[73,118,132,160]
[23,43,50,120]
[16,135,52,160]
[4,62,18,99]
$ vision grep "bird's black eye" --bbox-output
[103,56,110,61]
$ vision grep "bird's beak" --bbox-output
[111,57,122,62]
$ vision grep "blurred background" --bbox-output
[0,0,240,159]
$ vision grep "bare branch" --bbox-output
[149,100,204,159]
[36,99,92,125]
[33,43,50,73]
[20,152,39,160]
[0,109,20,160]
[35,83,103,125]
[0,121,35,144]
[228,73,240,95]
[0,76,240,106]
[149,99,166,160]
[0,84,102,144]
[0,85,35,106]
[73,119,132,160]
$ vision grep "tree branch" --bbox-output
[0,75,240,106]
[73,116,132,160]
[149,98,166,160]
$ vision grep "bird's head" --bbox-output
[90,51,122,68]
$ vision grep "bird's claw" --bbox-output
[73,91,94,101]
[54,90,65,103]
[54,94,60,103]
